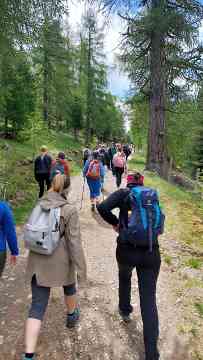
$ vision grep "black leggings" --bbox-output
[36,174,51,198]
[0,251,6,278]
[117,246,161,360]
[114,167,124,188]
[28,275,76,321]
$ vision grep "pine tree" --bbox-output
[80,9,108,143]
[98,0,203,178]
[0,49,35,136]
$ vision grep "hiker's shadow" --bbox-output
[67,288,145,360]
[101,304,145,360]
[121,320,145,360]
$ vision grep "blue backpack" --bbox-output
[119,186,165,251]
[50,161,65,181]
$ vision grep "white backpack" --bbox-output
[24,204,62,255]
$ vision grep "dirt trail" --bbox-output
[0,171,191,360]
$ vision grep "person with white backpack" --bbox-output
[112,146,127,188]
[22,174,87,360]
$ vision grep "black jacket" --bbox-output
[34,154,52,178]
[97,187,131,230]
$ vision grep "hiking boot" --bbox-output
[91,204,95,212]
[119,308,132,323]
[66,308,80,328]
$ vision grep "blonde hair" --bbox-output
[51,174,70,193]
[40,145,48,153]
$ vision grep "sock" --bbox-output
[25,354,34,359]
[68,311,75,316]
[68,307,77,316]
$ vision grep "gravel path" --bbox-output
[0,171,191,360]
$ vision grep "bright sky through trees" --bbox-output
[68,1,130,98]
[68,1,203,99]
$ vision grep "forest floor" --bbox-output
[0,167,203,360]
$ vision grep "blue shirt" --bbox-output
[0,202,19,255]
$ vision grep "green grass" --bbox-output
[128,155,145,172]
[186,258,203,270]
[163,254,172,265]
[0,130,84,224]
[184,278,203,289]
[194,302,203,318]
[0,130,82,161]
[14,195,36,224]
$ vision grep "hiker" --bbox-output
[0,201,18,277]
[97,172,165,360]
[83,150,105,211]
[123,144,132,161]
[50,151,70,181]
[112,147,127,188]
[104,146,111,170]
[83,146,92,166]
[98,146,107,191]
[34,146,52,198]
[108,142,117,175]
[22,173,87,360]
[98,145,106,166]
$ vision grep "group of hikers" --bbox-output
[0,141,165,360]
[82,142,132,210]
[34,142,132,211]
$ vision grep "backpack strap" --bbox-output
[58,205,67,239]
[131,187,148,230]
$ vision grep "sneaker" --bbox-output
[119,309,132,323]
[66,308,80,328]
[91,204,95,212]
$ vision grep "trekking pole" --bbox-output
[80,177,86,210]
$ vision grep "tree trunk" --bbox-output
[43,50,49,126]
[4,117,8,135]
[146,0,169,179]
[74,127,78,141]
